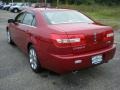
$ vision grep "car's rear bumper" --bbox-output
[47,44,116,74]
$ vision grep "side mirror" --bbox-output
[8,19,14,23]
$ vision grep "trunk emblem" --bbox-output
[94,33,97,42]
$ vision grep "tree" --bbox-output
[95,0,120,5]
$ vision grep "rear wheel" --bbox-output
[7,30,14,45]
[28,45,42,73]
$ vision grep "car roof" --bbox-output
[28,8,74,12]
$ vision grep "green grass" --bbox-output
[59,4,120,30]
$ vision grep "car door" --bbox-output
[10,12,25,44]
[17,12,36,52]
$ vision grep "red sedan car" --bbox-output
[6,8,116,74]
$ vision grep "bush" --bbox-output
[59,0,120,5]
[95,0,120,6]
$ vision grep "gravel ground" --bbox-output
[0,10,120,90]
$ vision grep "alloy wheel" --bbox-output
[29,48,38,70]
[7,31,11,43]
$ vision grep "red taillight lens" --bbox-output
[51,34,86,48]
[103,30,114,42]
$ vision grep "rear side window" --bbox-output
[22,13,34,25]
[31,17,36,26]
[22,13,36,26]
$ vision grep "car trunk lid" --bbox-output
[50,23,114,55]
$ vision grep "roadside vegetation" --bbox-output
[59,4,120,30]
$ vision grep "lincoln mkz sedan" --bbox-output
[6,8,116,74]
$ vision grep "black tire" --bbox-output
[7,30,14,45]
[28,45,42,73]
[13,8,19,13]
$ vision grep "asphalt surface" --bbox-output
[0,10,120,90]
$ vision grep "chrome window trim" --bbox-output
[20,23,37,28]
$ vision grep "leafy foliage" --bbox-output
[95,0,120,5]
[58,0,120,5]
[2,0,120,5]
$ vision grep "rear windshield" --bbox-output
[43,10,94,24]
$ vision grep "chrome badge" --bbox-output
[94,33,97,42]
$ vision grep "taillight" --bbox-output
[51,34,86,48]
[103,30,114,42]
